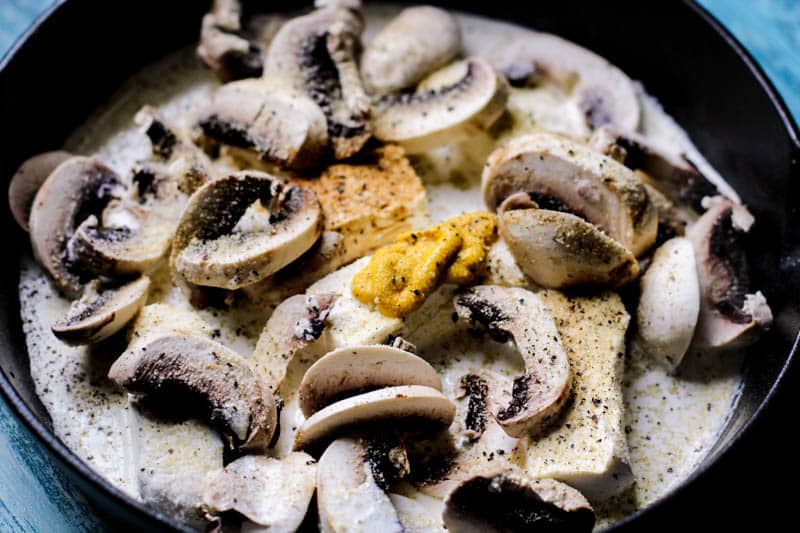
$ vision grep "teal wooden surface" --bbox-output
[1,0,798,530]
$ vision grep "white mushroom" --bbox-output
[636,237,700,371]
[108,333,277,452]
[202,453,317,532]
[8,150,72,231]
[299,345,443,417]
[51,276,150,345]
[361,6,462,94]
[482,131,657,257]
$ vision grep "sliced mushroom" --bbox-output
[52,276,150,345]
[265,3,371,160]
[28,156,122,297]
[489,32,639,132]
[317,437,404,533]
[293,385,455,452]
[687,197,772,349]
[453,285,571,438]
[642,180,687,245]
[108,333,277,451]
[372,57,509,153]
[499,198,639,289]
[637,237,700,371]
[443,468,595,533]
[202,453,317,532]
[8,150,72,231]
[171,172,323,289]
[482,131,657,256]
[197,79,329,169]
[589,125,720,212]
[299,345,442,417]
[361,6,461,94]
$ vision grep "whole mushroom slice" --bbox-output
[637,237,700,371]
[489,32,639,132]
[171,172,323,290]
[361,6,461,95]
[52,276,150,345]
[442,468,595,533]
[28,156,123,297]
[299,345,443,417]
[293,385,455,451]
[8,150,72,231]
[687,197,772,349]
[108,333,277,451]
[372,57,509,153]
[499,200,639,288]
[197,79,329,170]
[202,453,317,533]
[482,131,657,257]
[265,3,371,160]
[453,285,571,438]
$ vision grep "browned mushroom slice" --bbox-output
[361,6,462,94]
[372,58,509,153]
[453,285,571,437]
[687,197,772,349]
[299,345,443,417]
[482,131,657,257]
[108,333,277,451]
[443,468,595,533]
[52,276,150,345]
[265,2,371,159]
[171,172,323,290]
[28,156,123,297]
[8,150,72,231]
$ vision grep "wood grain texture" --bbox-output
[1,0,798,530]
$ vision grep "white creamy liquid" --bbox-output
[19,4,744,529]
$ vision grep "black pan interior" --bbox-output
[1,1,798,531]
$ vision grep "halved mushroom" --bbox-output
[589,125,720,212]
[443,468,595,533]
[687,197,772,349]
[265,2,371,160]
[489,32,639,132]
[453,285,571,437]
[637,237,700,371]
[52,276,150,345]
[8,150,72,231]
[482,131,657,257]
[108,333,277,451]
[299,345,442,417]
[28,156,123,297]
[171,172,323,289]
[197,79,329,170]
[361,6,461,94]
[202,453,317,532]
[498,196,639,288]
[372,57,509,153]
[293,385,455,451]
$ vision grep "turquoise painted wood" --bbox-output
[1,0,798,530]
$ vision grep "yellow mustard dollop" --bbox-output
[352,212,498,317]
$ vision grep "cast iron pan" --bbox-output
[1,1,798,531]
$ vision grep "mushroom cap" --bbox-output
[361,6,462,94]
[299,345,443,417]
[482,131,657,257]
[52,276,150,345]
[8,150,72,232]
[372,57,509,153]
[293,385,455,452]
[171,171,323,290]
[202,453,317,532]
[28,156,122,297]
[108,333,277,451]
[499,205,639,288]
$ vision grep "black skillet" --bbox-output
[1,1,798,531]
